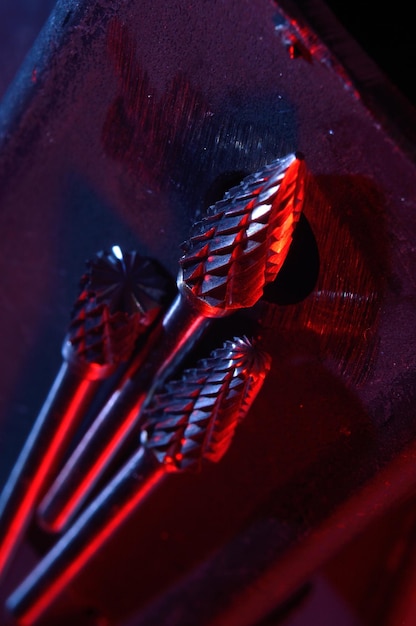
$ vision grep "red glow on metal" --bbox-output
[47,402,142,533]
[18,466,165,626]
[274,8,359,98]
[259,174,385,383]
[40,300,208,533]
[0,376,93,574]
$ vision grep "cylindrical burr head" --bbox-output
[6,338,270,625]
[35,154,303,535]
[143,336,272,471]
[178,153,306,316]
[64,245,171,379]
[0,246,172,580]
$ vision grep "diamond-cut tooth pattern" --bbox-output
[150,414,188,430]
[185,422,209,438]
[142,337,271,470]
[208,235,240,254]
[245,221,269,239]
[205,254,231,273]
[67,248,170,366]
[215,214,248,235]
[179,154,306,311]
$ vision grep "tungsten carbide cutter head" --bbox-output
[143,336,271,471]
[178,154,306,315]
[67,247,171,367]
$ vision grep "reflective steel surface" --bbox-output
[0,1,416,625]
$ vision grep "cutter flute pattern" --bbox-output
[179,153,306,313]
[7,337,271,626]
[144,336,271,468]
[66,246,170,369]
[0,247,170,578]
[38,153,306,534]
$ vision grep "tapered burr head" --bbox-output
[178,153,306,316]
[63,246,171,377]
[142,336,271,471]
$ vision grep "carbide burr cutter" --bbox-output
[0,246,170,578]
[37,152,306,534]
[7,336,271,626]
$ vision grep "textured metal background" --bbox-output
[0,1,416,625]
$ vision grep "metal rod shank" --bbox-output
[38,294,209,533]
[7,446,164,626]
[0,363,100,578]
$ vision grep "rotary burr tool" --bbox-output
[7,337,271,626]
[37,152,307,534]
[0,246,170,578]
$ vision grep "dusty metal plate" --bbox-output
[0,0,415,624]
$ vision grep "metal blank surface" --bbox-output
[0,0,416,624]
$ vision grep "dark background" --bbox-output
[0,1,414,109]
[0,2,415,626]
[328,1,414,106]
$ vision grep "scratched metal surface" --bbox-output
[0,0,415,625]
